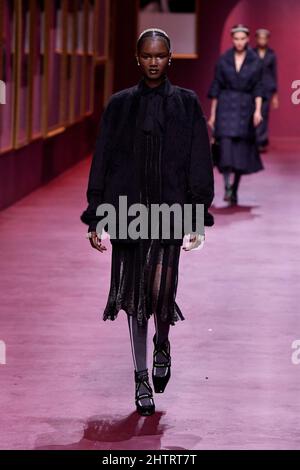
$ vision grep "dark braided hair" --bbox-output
[136,28,171,53]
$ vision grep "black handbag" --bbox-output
[211,140,220,167]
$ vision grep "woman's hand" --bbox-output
[208,98,217,130]
[208,115,215,130]
[272,93,279,109]
[253,110,263,127]
[88,231,107,253]
[182,233,205,251]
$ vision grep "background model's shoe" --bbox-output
[224,184,233,201]
[134,369,155,416]
[152,334,171,394]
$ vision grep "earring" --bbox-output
[168,60,171,66]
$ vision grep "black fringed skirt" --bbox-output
[103,238,184,326]
[102,132,184,326]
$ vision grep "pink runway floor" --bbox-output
[0,139,300,450]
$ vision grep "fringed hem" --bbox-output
[102,239,183,327]
[102,302,185,327]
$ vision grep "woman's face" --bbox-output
[232,32,249,52]
[256,33,269,48]
[136,37,171,80]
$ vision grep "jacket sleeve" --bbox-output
[207,60,223,99]
[253,60,265,98]
[188,93,215,228]
[80,99,113,232]
[271,53,278,93]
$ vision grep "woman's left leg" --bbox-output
[151,259,173,390]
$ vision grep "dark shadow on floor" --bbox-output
[209,204,261,226]
[34,411,186,450]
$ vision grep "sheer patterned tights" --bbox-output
[127,261,172,406]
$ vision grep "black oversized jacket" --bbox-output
[80,77,214,245]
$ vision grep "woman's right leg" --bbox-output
[223,170,231,189]
[127,315,148,372]
[127,315,154,409]
[223,170,232,201]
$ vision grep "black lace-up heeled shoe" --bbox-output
[152,334,171,393]
[134,369,155,416]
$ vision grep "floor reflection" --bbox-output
[35,411,183,450]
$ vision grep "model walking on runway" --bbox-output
[81,28,214,415]
[254,28,279,152]
[208,24,264,205]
